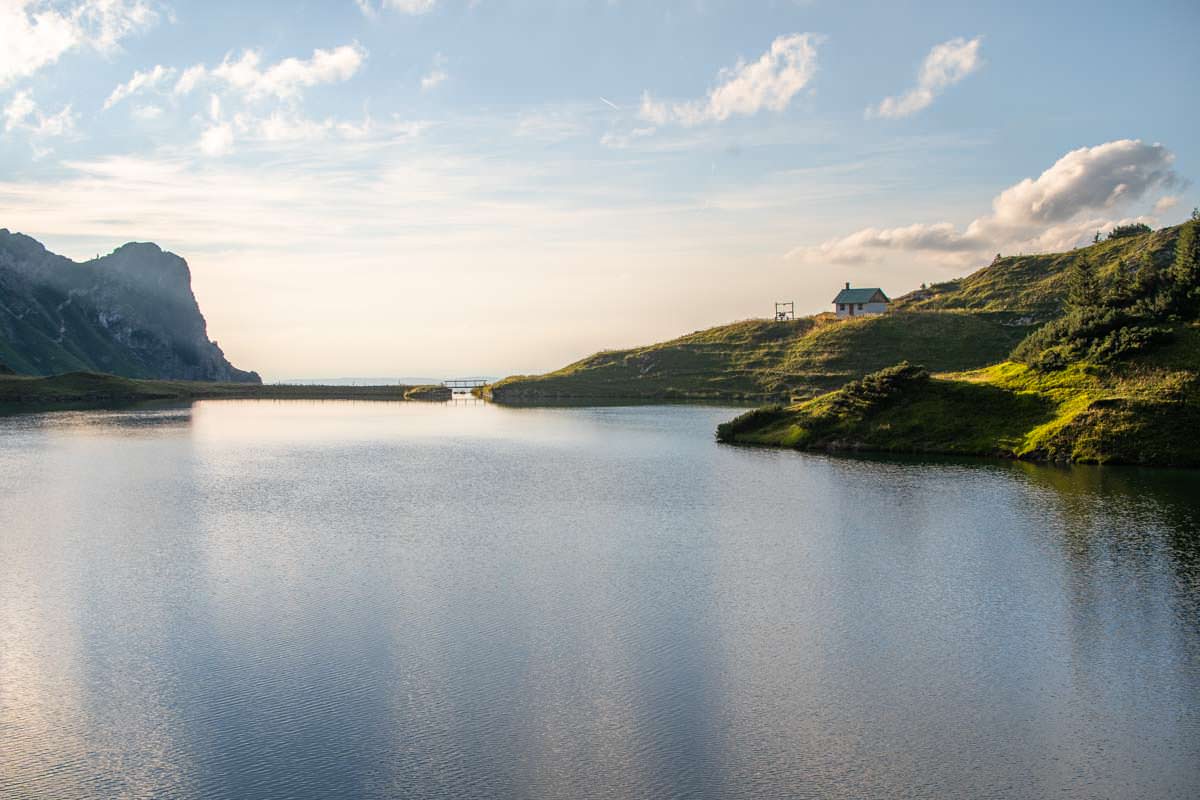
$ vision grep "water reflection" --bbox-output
[0,402,1197,798]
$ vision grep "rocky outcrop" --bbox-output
[0,229,259,382]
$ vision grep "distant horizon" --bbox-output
[4,216,1195,383]
[274,376,493,386]
[2,0,1196,378]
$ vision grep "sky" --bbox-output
[1,0,1197,380]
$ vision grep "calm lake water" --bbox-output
[1,400,1198,799]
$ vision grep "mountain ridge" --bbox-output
[0,229,259,383]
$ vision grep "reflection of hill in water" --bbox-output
[1012,460,1200,597]
[0,402,195,434]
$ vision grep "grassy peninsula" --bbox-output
[718,220,1200,466]
[0,371,450,405]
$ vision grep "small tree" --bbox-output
[1169,219,1200,314]
[1093,231,1101,244]
[1106,259,1136,304]
[1066,256,1098,309]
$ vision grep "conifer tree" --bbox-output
[1066,256,1097,309]
[1169,220,1200,314]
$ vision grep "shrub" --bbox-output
[1107,222,1152,240]
[827,362,930,416]
[716,404,787,441]
[1013,220,1197,369]
[1013,306,1172,368]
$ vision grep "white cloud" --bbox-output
[253,111,357,142]
[199,121,233,156]
[30,103,76,138]
[512,108,588,143]
[3,89,76,137]
[868,36,982,119]
[639,33,821,127]
[104,63,174,109]
[419,70,447,91]
[384,0,438,12]
[420,54,448,92]
[163,43,368,157]
[354,0,437,16]
[600,126,655,149]
[788,139,1181,265]
[173,63,206,95]
[3,89,37,131]
[131,104,163,121]
[1153,195,1180,215]
[979,139,1178,232]
[256,111,330,142]
[0,0,159,89]
[174,43,367,102]
[3,88,77,159]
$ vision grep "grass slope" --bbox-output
[0,372,447,405]
[488,311,1028,402]
[489,225,1185,404]
[719,219,1200,467]
[718,329,1200,467]
[899,224,1181,313]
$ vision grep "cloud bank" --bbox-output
[788,139,1182,265]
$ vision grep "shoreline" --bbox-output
[0,372,451,406]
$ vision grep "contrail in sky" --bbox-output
[599,97,620,110]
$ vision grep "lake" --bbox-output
[1,400,1198,799]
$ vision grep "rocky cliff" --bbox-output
[0,229,259,382]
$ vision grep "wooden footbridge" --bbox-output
[442,377,490,392]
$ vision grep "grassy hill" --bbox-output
[896,224,1182,313]
[488,226,1183,403]
[488,312,1031,402]
[718,221,1200,467]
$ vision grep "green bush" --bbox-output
[1013,306,1172,369]
[827,362,930,416]
[1107,222,1152,240]
[716,404,787,441]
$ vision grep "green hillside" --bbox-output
[718,220,1200,467]
[488,312,1030,402]
[489,225,1184,403]
[897,223,1181,312]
